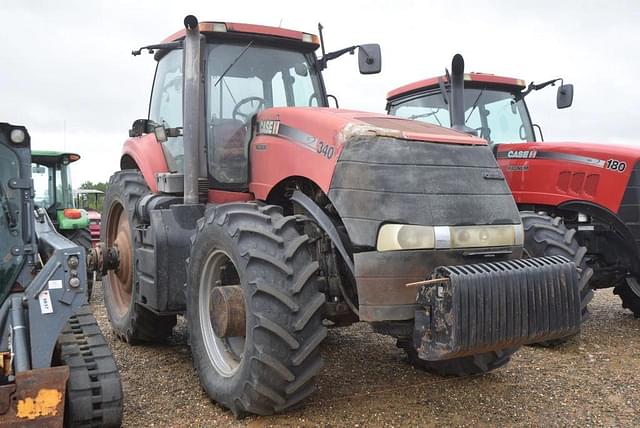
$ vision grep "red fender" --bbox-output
[120,134,169,193]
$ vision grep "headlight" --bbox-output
[377,223,523,251]
[377,224,435,251]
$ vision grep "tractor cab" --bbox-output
[129,20,380,194]
[31,151,89,231]
[386,67,573,147]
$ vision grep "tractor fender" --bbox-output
[290,190,354,276]
[557,200,638,253]
[120,134,169,193]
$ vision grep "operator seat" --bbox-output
[208,118,248,184]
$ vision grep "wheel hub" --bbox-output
[210,285,246,337]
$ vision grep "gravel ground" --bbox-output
[91,285,640,427]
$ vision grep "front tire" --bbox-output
[521,211,594,346]
[102,170,176,343]
[187,202,326,417]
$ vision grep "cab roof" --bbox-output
[162,21,320,49]
[31,150,81,164]
[387,72,527,100]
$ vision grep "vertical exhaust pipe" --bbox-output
[450,53,466,132]
[182,15,202,205]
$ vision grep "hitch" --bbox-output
[87,242,119,275]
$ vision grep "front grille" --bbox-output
[414,256,580,360]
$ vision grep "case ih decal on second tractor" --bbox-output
[87,17,584,417]
[387,53,640,319]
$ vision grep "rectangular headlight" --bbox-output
[449,225,520,248]
[377,224,435,251]
[377,223,523,251]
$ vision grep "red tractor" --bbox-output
[386,54,638,317]
[90,18,585,416]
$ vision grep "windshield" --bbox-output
[148,43,324,178]
[389,87,535,144]
[207,42,324,186]
[32,161,74,209]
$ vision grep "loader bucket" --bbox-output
[0,366,68,427]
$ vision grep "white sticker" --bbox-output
[48,279,63,290]
[39,290,54,314]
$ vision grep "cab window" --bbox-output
[206,43,324,188]
[149,49,184,172]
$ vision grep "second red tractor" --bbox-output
[387,54,639,318]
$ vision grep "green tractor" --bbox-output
[31,151,95,298]
[0,122,123,426]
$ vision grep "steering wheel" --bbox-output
[232,96,265,121]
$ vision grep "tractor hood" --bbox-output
[496,140,640,215]
[252,108,520,249]
[519,140,640,162]
[256,107,486,151]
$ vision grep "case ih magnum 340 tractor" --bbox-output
[0,123,122,426]
[387,54,638,317]
[89,17,584,416]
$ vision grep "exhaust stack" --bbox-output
[450,53,467,132]
[182,15,202,205]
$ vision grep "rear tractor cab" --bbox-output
[90,17,583,416]
[75,188,105,246]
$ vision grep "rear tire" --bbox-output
[614,277,640,318]
[187,202,326,417]
[55,305,123,427]
[397,339,517,376]
[63,228,94,300]
[520,211,594,346]
[102,170,176,343]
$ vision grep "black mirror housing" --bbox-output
[129,118,155,138]
[557,84,574,109]
[358,44,381,74]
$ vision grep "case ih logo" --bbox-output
[507,150,538,159]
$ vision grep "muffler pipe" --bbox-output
[450,53,466,132]
[182,15,202,205]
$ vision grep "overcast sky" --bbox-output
[1,0,638,185]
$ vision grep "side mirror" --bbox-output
[129,119,154,138]
[358,44,381,75]
[557,84,574,109]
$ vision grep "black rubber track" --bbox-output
[56,304,123,427]
[398,339,518,376]
[614,279,640,318]
[102,170,176,343]
[521,211,594,346]
[63,228,94,300]
[187,202,326,417]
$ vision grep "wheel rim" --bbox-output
[105,201,133,318]
[199,250,246,377]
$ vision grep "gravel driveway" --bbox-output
[91,285,640,427]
